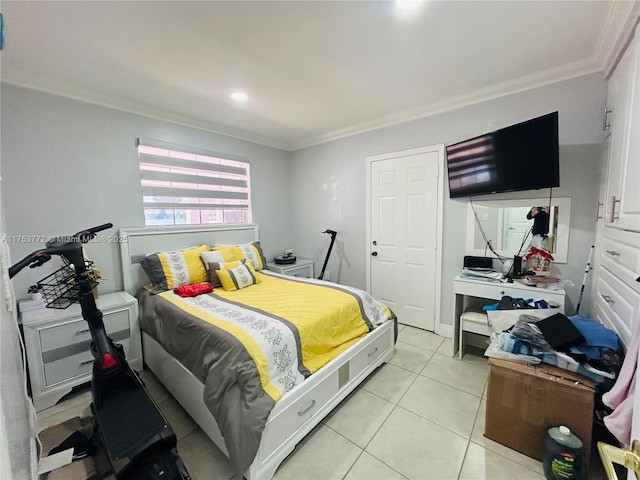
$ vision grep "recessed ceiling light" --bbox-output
[230,91,249,102]
[395,0,423,11]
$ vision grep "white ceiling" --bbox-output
[1,1,639,151]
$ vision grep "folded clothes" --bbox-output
[495,332,613,384]
[568,315,620,351]
[510,314,553,350]
[173,283,213,297]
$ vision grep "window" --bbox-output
[137,138,252,226]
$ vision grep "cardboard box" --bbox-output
[485,358,594,461]
[38,415,116,479]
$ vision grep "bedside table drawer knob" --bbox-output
[76,328,90,335]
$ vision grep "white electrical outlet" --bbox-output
[324,271,331,281]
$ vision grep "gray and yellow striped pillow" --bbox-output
[140,244,209,292]
[216,263,262,291]
[211,241,267,271]
[206,259,246,288]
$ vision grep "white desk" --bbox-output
[453,275,566,359]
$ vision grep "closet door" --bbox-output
[605,34,640,232]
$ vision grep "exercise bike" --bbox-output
[9,223,190,480]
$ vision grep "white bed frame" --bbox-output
[119,224,396,480]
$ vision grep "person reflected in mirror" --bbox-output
[527,206,549,249]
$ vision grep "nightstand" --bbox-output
[266,258,314,278]
[21,291,141,411]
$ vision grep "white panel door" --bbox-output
[618,35,640,232]
[368,147,441,331]
[502,206,532,253]
[606,34,640,232]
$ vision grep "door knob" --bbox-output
[598,439,640,480]
[371,251,378,256]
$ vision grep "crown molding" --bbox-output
[1,79,293,151]
[291,58,603,151]
[600,0,640,77]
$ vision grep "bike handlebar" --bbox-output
[74,223,113,243]
[8,223,113,279]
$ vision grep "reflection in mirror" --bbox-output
[467,197,571,263]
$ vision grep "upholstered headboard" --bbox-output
[119,224,259,295]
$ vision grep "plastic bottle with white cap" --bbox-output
[542,425,586,480]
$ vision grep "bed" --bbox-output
[119,224,397,480]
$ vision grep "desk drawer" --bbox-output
[455,280,565,309]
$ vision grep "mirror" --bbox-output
[466,197,571,263]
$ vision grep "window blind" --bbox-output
[136,138,252,226]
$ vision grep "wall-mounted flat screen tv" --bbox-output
[446,111,559,198]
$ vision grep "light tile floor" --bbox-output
[38,324,551,480]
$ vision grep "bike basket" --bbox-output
[37,260,99,309]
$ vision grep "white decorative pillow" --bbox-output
[200,250,226,268]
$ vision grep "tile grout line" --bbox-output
[456,391,486,480]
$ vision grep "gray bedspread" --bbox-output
[139,289,277,473]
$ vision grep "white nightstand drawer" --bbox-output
[44,338,131,386]
[39,309,130,352]
[283,265,313,277]
[266,258,314,278]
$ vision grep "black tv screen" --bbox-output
[446,112,559,198]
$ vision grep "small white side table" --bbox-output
[21,291,141,411]
[266,258,314,278]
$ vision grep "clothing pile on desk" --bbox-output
[485,313,623,389]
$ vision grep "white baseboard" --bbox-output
[436,323,453,339]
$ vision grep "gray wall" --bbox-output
[1,83,294,299]
[290,73,607,330]
[0,169,37,480]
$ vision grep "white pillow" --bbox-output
[200,250,226,269]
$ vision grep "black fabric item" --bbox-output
[527,208,550,236]
[48,430,96,459]
[497,296,534,310]
[535,313,586,351]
